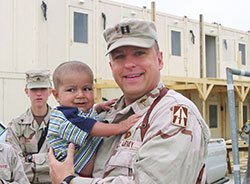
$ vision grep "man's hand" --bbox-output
[49,143,75,184]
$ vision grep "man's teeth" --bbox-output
[126,74,141,78]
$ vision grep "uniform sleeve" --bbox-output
[48,109,91,146]
[0,144,30,184]
[6,121,25,160]
[10,147,30,184]
[72,104,210,184]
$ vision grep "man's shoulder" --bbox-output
[0,142,13,151]
[163,90,197,109]
[11,108,32,125]
[155,89,203,120]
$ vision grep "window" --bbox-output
[239,43,246,65]
[209,105,218,128]
[171,30,181,56]
[74,12,88,43]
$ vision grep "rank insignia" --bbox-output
[120,25,130,35]
[171,106,188,127]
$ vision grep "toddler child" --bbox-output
[47,61,141,176]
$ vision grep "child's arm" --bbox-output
[94,98,117,114]
[89,114,141,137]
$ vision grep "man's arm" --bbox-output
[6,124,25,160]
[11,146,30,184]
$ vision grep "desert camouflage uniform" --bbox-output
[73,80,211,184]
[6,106,51,184]
[0,142,30,184]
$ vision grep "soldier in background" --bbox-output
[0,142,30,184]
[6,69,52,184]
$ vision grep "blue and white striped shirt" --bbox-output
[47,107,102,173]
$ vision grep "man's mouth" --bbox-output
[124,73,143,78]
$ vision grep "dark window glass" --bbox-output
[74,12,88,43]
[209,105,218,128]
[239,43,246,65]
[171,31,181,56]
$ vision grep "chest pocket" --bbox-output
[20,129,38,154]
[108,140,142,168]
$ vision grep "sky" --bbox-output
[112,0,250,32]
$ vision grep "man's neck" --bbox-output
[31,105,48,116]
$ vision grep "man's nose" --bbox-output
[35,89,42,95]
[124,56,136,68]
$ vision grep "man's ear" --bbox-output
[24,88,29,96]
[48,88,52,96]
[158,51,164,70]
[109,61,113,69]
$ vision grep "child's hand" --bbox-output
[95,98,118,113]
[118,114,141,134]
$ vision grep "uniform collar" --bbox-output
[105,80,165,122]
[19,105,51,129]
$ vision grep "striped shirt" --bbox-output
[47,107,102,173]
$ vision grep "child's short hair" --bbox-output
[53,61,93,90]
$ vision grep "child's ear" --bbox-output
[52,89,59,102]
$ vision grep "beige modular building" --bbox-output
[0,0,250,140]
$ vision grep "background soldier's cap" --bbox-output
[103,18,158,55]
[25,69,52,89]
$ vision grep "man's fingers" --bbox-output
[65,143,75,163]
[48,147,56,163]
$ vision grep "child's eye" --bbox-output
[67,88,75,92]
[83,88,92,91]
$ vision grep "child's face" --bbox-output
[52,71,94,113]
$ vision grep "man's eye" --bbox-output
[114,55,125,60]
[135,51,145,56]
[83,88,92,91]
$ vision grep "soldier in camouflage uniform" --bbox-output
[6,69,52,184]
[0,142,30,184]
[49,19,211,184]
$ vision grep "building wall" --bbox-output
[0,0,249,141]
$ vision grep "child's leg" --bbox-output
[79,152,96,177]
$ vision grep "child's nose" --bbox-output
[76,90,85,98]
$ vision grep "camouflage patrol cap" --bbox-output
[25,69,52,89]
[103,18,158,55]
